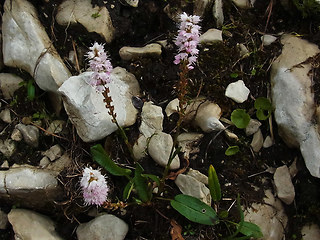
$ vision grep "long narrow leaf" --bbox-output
[133,163,152,203]
[123,181,134,201]
[208,165,221,201]
[141,174,160,186]
[90,144,132,177]
[170,194,219,225]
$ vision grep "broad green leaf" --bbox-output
[208,165,221,202]
[256,108,271,121]
[170,194,219,225]
[230,73,239,78]
[133,163,151,203]
[123,181,134,201]
[254,97,272,111]
[225,146,240,156]
[90,144,132,177]
[141,174,160,186]
[231,109,250,129]
[239,221,263,238]
[27,80,35,101]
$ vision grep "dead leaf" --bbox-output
[170,219,185,240]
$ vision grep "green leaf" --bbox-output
[123,181,134,201]
[141,174,160,186]
[208,165,221,202]
[133,163,151,203]
[256,109,270,121]
[239,221,263,238]
[231,109,250,129]
[91,12,101,18]
[90,144,132,177]
[254,97,272,111]
[27,80,35,101]
[170,194,219,225]
[230,73,239,78]
[225,146,240,156]
[218,210,229,219]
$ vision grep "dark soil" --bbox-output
[1,0,320,239]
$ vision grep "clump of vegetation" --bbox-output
[293,0,320,18]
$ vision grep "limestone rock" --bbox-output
[165,98,179,117]
[244,189,288,240]
[213,0,224,28]
[187,168,208,185]
[43,144,63,161]
[124,0,139,7]
[8,209,62,240]
[46,153,72,172]
[58,67,140,142]
[148,132,180,170]
[274,165,295,205]
[119,43,162,61]
[250,129,263,152]
[0,139,16,158]
[177,132,203,159]
[56,0,115,43]
[0,34,3,71]
[0,109,11,124]
[11,128,23,142]
[193,0,213,17]
[0,73,23,99]
[133,135,148,160]
[301,224,320,240]
[77,214,129,240]
[263,135,274,148]
[0,210,8,230]
[0,165,62,208]
[16,123,39,148]
[261,34,277,46]
[245,119,262,136]
[45,120,66,135]
[232,0,255,9]
[2,0,71,92]
[199,29,223,45]
[139,102,163,138]
[175,174,211,205]
[225,80,250,103]
[271,34,320,178]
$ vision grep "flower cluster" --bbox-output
[87,42,113,92]
[80,166,109,206]
[174,12,201,70]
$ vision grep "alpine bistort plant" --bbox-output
[80,166,109,206]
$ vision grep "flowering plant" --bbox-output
[80,166,109,206]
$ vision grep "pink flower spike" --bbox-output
[80,167,109,206]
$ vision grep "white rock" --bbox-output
[238,43,250,57]
[0,109,11,123]
[46,153,72,172]
[58,67,140,142]
[119,43,162,61]
[301,224,320,240]
[2,0,71,92]
[16,123,39,148]
[192,100,224,132]
[274,165,295,205]
[139,102,163,138]
[8,209,63,240]
[40,156,51,168]
[43,144,63,161]
[224,129,239,141]
[177,132,203,159]
[244,189,287,240]
[148,132,180,170]
[132,135,148,160]
[213,0,224,28]
[225,80,250,103]
[232,0,255,9]
[0,34,3,71]
[263,135,274,148]
[271,34,320,178]
[77,214,129,240]
[261,34,278,46]
[10,128,23,141]
[1,161,9,169]
[0,210,8,230]
[199,29,223,45]
[56,0,115,43]
[289,158,298,178]
[124,0,139,7]
[175,174,211,205]
[165,98,179,117]
[187,168,208,185]
[0,73,23,99]
[245,119,262,136]
[0,139,16,157]
[193,0,213,17]
[250,129,263,153]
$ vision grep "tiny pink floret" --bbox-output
[86,42,113,92]
[174,12,201,69]
[80,166,109,206]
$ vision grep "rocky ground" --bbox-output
[0,0,320,239]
